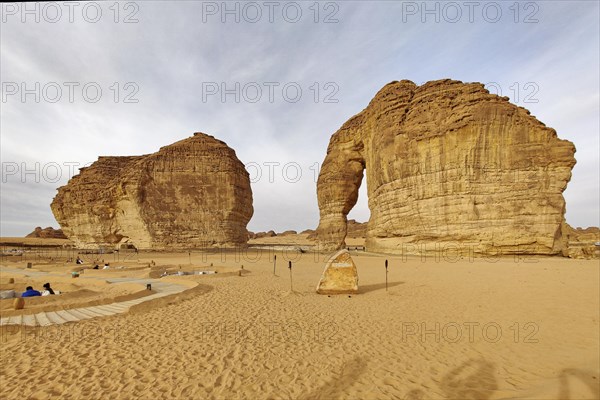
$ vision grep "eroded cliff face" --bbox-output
[316,79,577,255]
[51,133,253,249]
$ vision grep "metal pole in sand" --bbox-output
[189,251,191,265]
[273,254,277,275]
[288,261,293,291]
[385,259,388,291]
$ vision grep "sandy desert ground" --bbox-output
[0,239,598,400]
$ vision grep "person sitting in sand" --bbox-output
[103,263,110,270]
[93,264,99,270]
[22,286,41,297]
[41,282,55,296]
[76,256,84,265]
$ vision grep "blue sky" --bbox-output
[1,1,599,236]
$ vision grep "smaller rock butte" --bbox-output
[51,132,253,249]
[562,224,600,259]
[316,249,359,295]
[249,230,277,239]
[316,79,578,256]
[26,227,67,239]
[346,220,367,238]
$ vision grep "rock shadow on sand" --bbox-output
[439,358,498,399]
[358,281,405,294]
[299,356,367,400]
[558,368,599,399]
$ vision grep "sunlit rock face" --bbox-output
[316,79,576,255]
[316,249,359,295]
[51,132,253,249]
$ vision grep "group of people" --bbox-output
[21,283,56,297]
[20,255,118,299]
[74,256,111,270]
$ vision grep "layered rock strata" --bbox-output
[51,133,253,249]
[316,79,576,255]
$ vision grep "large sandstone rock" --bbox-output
[26,226,67,239]
[562,224,600,259]
[316,79,576,255]
[51,132,253,249]
[316,249,359,294]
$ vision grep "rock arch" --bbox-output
[316,79,576,255]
